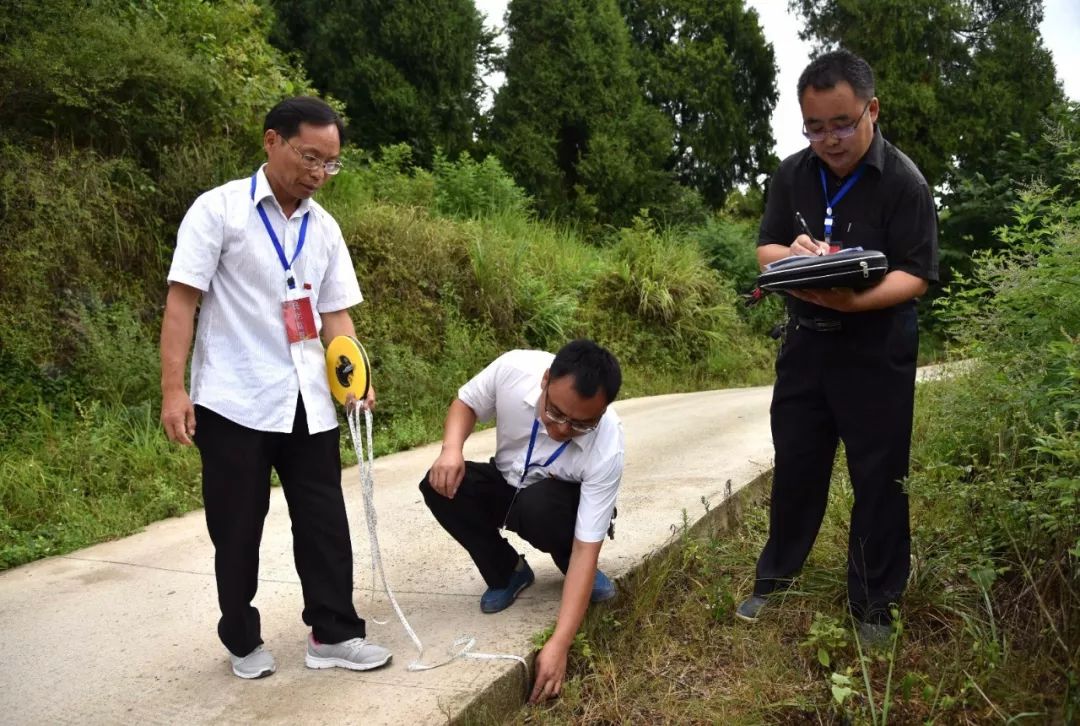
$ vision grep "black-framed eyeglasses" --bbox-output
[802,99,872,142]
[542,390,601,434]
[283,137,343,175]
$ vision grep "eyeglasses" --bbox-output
[802,99,872,142]
[542,391,601,434]
[282,137,342,175]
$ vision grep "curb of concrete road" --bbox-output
[451,468,774,725]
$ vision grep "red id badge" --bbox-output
[282,294,318,344]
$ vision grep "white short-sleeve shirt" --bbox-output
[167,166,362,433]
[457,350,625,543]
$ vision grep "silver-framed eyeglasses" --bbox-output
[802,99,872,142]
[543,394,601,434]
[283,137,342,175]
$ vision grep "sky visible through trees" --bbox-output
[474,0,1080,162]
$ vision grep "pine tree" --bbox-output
[486,0,681,226]
[620,0,779,207]
[792,0,1062,191]
[269,0,496,162]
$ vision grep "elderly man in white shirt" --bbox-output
[421,339,624,703]
[160,96,390,680]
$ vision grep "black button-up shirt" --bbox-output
[758,127,939,319]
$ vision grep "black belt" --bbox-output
[795,316,843,332]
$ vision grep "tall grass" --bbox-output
[498,154,1080,724]
[1,144,776,570]
[0,401,202,569]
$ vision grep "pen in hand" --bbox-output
[795,212,825,256]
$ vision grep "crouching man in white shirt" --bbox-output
[420,339,624,703]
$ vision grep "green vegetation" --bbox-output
[2,1,1075,718]
[0,0,775,570]
[620,0,779,206]
[268,0,497,165]
[485,0,686,226]
[501,134,1080,724]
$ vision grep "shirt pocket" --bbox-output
[838,223,887,254]
[220,206,253,262]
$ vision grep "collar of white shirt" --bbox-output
[252,165,313,220]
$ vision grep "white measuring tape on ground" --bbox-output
[346,405,529,675]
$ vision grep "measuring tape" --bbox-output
[325,337,529,677]
[325,335,371,407]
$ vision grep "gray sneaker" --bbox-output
[305,634,392,671]
[229,645,276,679]
[735,595,768,623]
[856,620,893,649]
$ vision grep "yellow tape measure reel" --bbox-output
[325,336,371,406]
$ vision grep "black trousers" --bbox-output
[754,308,918,625]
[419,460,581,588]
[194,398,365,657]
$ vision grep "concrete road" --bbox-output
[0,386,774,725]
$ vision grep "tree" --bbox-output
[269,0,496,163]
[619,0,779,207]
[486,0,684,226]
[790,0,1062,192]
[0,0,304,167]
[939,101,1080,278]
[791,0,1064,286]
[952,4,1061,181]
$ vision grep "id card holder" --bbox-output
[282,287,318,344]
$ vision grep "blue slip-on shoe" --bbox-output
[591,569,617,603]
[480,558,535,614]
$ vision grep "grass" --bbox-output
[490,414,1076,724]
[498,521,1068,724]
[0,400,202,569]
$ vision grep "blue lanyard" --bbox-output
[520,418,570,485]
[250,172,309,290]
[819,164,865,245]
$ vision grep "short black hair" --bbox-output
[797,49,875,102]
[550,339,622,404]
[263,96,345,143]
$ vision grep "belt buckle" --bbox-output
[798,316,841,332]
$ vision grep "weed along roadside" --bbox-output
[498,193,1080,721]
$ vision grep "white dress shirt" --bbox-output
[167,166,362,433]
[457,350,625,543]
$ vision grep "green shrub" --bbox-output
[433,151,532,219]
[693,215,761,294]
[0,0,305,166]
[904,162,1080,719]
[586,217,773,386]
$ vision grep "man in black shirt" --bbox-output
[736,50,938,642]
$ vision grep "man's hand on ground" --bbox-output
[529,640,569,704]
